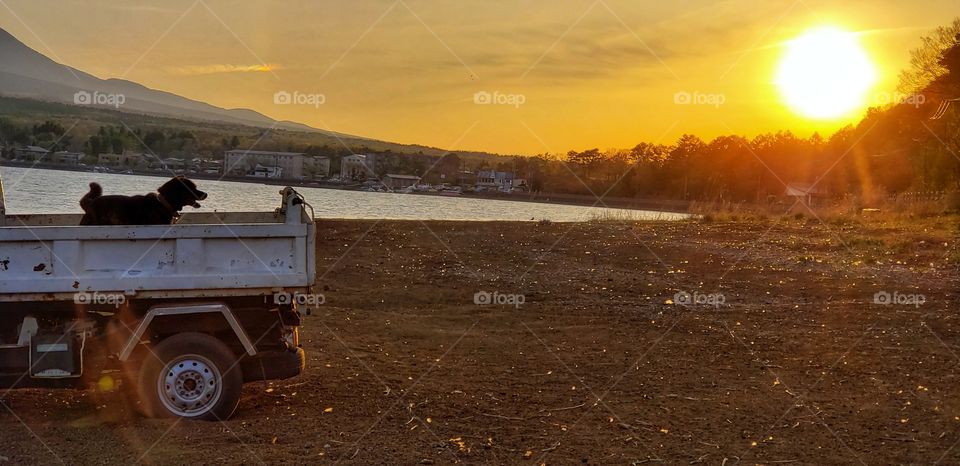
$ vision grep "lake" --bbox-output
[0,166,688,222]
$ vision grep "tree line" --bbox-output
[504,19,960,202]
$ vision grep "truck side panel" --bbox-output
[0,223,314,296]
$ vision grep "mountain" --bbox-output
[0,28,357,138]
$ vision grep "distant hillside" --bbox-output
[0,28,332,133]
[0,96,513,165]
[0,28,513,160]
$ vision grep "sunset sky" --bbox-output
[1,0,956,155]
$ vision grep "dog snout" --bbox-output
[197,191,208,200]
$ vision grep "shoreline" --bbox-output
[0,161,691,214]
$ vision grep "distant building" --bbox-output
[196,159,222,174]
[340,154,374,182]
[98,152,145,168]
[251,164,283,178]
[224,150,317,179]
[15,145,49,161]
[457,171,477,186]
[304,156,330,179]
[163,158,187,170]
[785,182,825,205]
[383,174,421,190]
[476,170,514,191]
[191,158,222,174]
[98,153,121,166]
[50,151,82,165]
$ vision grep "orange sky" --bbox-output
[1,0,956,155]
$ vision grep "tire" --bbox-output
[240,348,306,382]
[137,332,243,421]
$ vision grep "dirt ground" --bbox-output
[1,217,959,465]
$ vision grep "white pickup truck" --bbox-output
[0,175,315,420]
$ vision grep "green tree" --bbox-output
[144,130,166,153]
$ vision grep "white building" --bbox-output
[476,170,515,192]
[383,174,421,190]
[251,164,283,178]
[223,150,328,180]
[340,154,374,181]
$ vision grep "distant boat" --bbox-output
[439,187,463,197]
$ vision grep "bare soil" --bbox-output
[1,217,958,465]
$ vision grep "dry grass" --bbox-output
[690,194,960,227]
[586,209,673,222]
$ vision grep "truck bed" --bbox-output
[0,205,316,302]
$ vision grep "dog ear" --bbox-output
[174,175,198,192]
[158,177,183,204]
[157,177,181,201]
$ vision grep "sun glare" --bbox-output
[775,26,877,120]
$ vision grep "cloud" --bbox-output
[169,63,279,76]
[101,4,179,14]
[459,1,805,82]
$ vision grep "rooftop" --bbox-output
[785,182,824,196]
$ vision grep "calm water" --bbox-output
[0,167,687,222]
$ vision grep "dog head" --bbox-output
[157,176,208,210]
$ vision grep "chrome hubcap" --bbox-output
[157,355,222,417]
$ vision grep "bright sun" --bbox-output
[775,26,877,120]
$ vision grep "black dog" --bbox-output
[79,176,208,225]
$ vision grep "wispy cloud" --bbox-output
[101,4,180,14]
[168,63,279,76]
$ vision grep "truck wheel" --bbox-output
[137,332,243,421]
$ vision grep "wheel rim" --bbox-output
[157,354,223,418]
